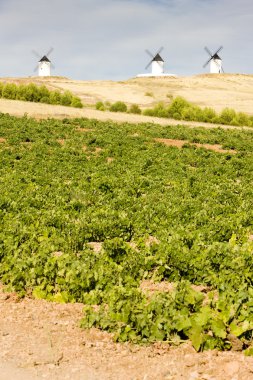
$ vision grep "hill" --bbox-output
[0,74,253,123]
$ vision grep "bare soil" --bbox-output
[1,285,253,380]
[154,138,237,154]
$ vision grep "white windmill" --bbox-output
[145,47,165,75]
[32,48,54,76]
[136,47,176,78]
[203,46,224,74]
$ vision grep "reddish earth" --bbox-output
[154,138,237,154]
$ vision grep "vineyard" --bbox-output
[0,113,253,352]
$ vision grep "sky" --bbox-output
[0,0,252,80]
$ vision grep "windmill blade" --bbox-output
[156,46,164,56]
[145,49,154,59]
[203,57,212,68]
[33,65,39,73]
[204,46,213,57]
[46,47,54,57]
[32,49,41,59]
[145,59,153,70]
[51,63,55,70]
[214,46,223,55]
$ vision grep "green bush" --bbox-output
[0,82,83,108]
[143,102,168,118]
[96,101,106,111]
[71,97,83,108]
[109,101,127,113]
[40,96,50,104]
[60,90,73,106]
[49,90,62,105]
[143,97,253,128]
[218,108,237,125]
[2,83,17,99]
[234,112,250,126]
[167,96,191,118]
[128,104,141,114]
[201,107,217,123]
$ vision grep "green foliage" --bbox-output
[49,90,62,105]
[71,97,83,108]
[128,104,141,114]
[109,101,128,113]
[0,81,83,108]
[143,96,253,127]
[219,108,237,125]
[60,90,73,106]
[95,101,106,111]
[2,83,18,99]
[0,113,253,351]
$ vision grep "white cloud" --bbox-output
[0,0,252,79]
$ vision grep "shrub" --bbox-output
[71,97,83,108]
[129,104,141,114]
[38,85,50,100]
[218,108,237,125]
[49,90,62,105]
[40,96,50,104]
[2,83,17,99]
[143,108,156,117]
[60,91,73,106]
[201,107,217,123]
[234,112,250,126]
[16,85,27,101]
[142,96,253,128]
[96,101,106,111]
[109,101,127,113]
[167,96,191,118]
[0,82,83,108]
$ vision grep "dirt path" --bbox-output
[1,285,253,380]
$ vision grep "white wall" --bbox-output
[210,58,222,74]
[151,60,164,75]
[38,61,51,76]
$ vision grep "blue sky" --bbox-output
[0,0,252,79]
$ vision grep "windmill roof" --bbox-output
[213,53,221,60]
[39,55,51,62]
[153,53,164,62]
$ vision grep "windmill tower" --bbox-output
[203,46,224,74]
[145,47,165,75]
[32,48,54,76]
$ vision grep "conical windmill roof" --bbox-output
[39,55,51,62]
[213,53,221,60]
[153,53,164,62]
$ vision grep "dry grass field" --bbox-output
[1,73,253,122]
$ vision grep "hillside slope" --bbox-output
[0,74,253,115]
